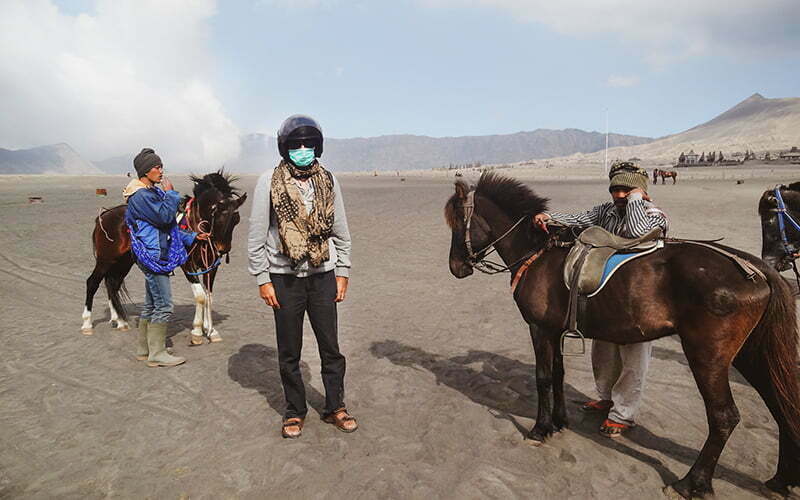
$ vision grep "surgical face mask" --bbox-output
[288,147,316,168]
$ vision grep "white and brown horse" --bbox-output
[82,170,246,344]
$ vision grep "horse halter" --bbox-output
[771,187,800,259]
[460,190,536,275]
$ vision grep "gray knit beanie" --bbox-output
[609,161,648,192]
[133,148,162,178]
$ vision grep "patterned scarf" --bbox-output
[270,160,335,267]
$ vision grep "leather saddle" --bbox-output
[560,226,663,355]
[563,226,663,295]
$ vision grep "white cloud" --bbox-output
[0,0,240,169]
[607,75,640,88]
[418,0,800,68]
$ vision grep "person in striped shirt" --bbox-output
[533,162,669,438]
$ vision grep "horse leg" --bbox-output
[205,270,221,342]
[206,292,222,342]
[666,339,740,498]
[526,323,558,444]
[552,348,568,430]
[105,254,133,331]
[733,347,800,496]
[189,281,206,345]
[83,262,109,334]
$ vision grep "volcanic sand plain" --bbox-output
[1,165,800,499]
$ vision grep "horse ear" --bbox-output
[235,192,248,208]
[454,180,469,200]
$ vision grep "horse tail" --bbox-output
[105,257,132,321]
[91,217,100,258]
[746,268,800,440]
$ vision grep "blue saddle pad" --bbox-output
[589,252,647,297]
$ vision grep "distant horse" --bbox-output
[445,172,800,498]
[82,171,247,344]
[653,168,678,184]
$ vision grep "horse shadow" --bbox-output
[227,343,326,417]
[369,340,765,496]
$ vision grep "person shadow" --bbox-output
[369,339,765,496]
[227,343,326,417]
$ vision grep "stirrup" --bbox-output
[560,329,586,356]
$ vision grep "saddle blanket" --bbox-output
[585,244,661,297]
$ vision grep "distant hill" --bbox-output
[226,129,654,173]
[0,143,102,174]
[93,154,133,175]
[567,94,800,165]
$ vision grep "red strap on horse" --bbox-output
[180,197,194,230]
[510,248,545,295]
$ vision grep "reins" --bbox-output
[183,198,223,285]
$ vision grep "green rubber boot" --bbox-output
[146,322,186,368]
[135,318,150,361]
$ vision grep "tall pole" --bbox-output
[604,107,609,176]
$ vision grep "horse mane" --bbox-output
[189,168,240,200]
[476,172,549,220]
[445,172,549,229]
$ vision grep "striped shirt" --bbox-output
[548,193,669,238]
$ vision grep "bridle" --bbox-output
[184,195,241,282]
[769,186,800,288]
[460,190,543,276]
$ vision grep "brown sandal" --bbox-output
[281,417,304,439]
[322,408,358,433]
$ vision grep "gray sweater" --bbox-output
[247,166,351,285]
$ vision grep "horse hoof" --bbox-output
[525,437,544,447]
[762,478,798,499]
[209,335,223,343]
[662,485,687,499]
[189,335,205,346]
[81,328,93,336]
[117,325,129,332]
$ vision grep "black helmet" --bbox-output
[277,114,324,161]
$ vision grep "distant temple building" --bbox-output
[780,146,800,161]
[677,150,699,165]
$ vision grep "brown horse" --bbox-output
[445,172,800,498]
[82,171,247,344]
[654,168,678,184]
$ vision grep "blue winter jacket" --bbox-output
[125,186,196,264]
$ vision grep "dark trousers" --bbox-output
[270,271,345,419]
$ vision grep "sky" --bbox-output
[1,0,798,167]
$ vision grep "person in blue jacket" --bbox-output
[122,148,207,367]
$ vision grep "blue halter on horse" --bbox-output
[773,186,800,258]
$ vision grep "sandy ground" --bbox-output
[2,165,800,499]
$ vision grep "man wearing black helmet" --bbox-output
[247,115,355,439]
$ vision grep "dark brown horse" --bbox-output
[82,171,247,344]
[446,172,800,498]
[759,182,800,273]
[654,168,678,184]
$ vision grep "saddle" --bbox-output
[561,226,664,355]
[563,226,663,295]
